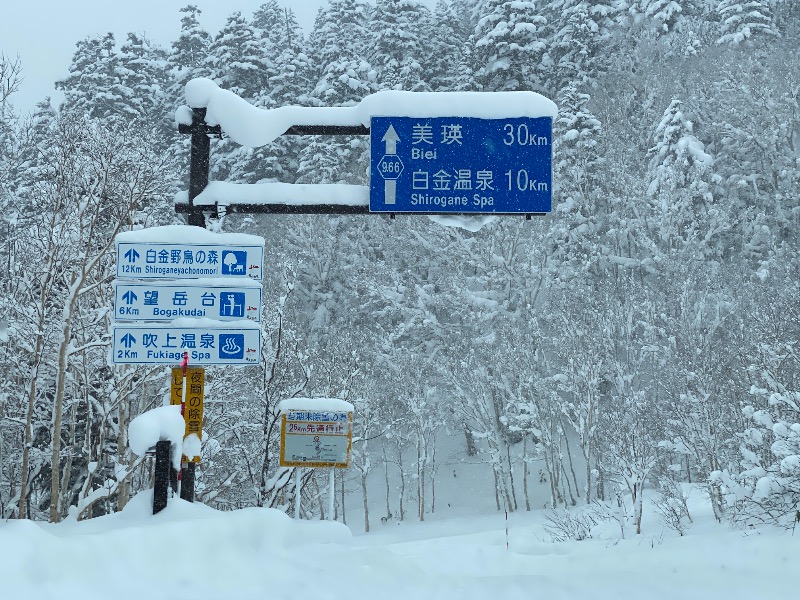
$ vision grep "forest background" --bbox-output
[0,0,798,535]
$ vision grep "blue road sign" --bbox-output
[369,116,552,214]
[111,324,261,365]
[116,242,264,280]
[113,281,262,322]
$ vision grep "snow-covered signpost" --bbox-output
[277,398,354,521]
[166,79,555,519]
[112,225,265,513]
[174,78,556,221]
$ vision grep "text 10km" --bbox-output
[503,123,549,147]
[505,170,548,192]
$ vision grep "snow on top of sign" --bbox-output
[171,317,261,330]
[184,181,369,207]
[174,105,193,127]
[174,184,495,232]
[114,317,261,330]
[128,405,185,469]
[111,277,262,289]
[277,397,355,413]
[183,77,557,148]
[116,225,265,246]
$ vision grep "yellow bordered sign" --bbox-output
[170,366,205,463]
[279,409,352,468]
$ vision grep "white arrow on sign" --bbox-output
[382,125,399,154]
[383,125,400,205]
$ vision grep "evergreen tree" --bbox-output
[306,0,374,106]
[57,33,123,120]
[168,5,213,107]
[716,0,779,45]
[262,7,311,107]
[206,11,273,101]
[205,11,276,183]
[471,0,548,92]
[640,0,685,34]
[542,0,616,89]
[252,0,287,48]
[548,84,606,278]
[116,33,170,125]
[11,98,57,202]
[215,5,311,185]
[296,0,375,185]
[646,97,721,256]
[423,0,474,91]
[369,0,432,91]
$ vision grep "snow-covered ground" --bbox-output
[1,486,796,600]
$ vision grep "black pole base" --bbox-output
[169,463,179,494]
[153,440,171,515]
[180,463,196,502]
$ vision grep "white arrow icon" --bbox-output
[382,125,400,204]
[382,125,399,154]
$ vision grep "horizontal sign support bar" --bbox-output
[175,202,544,217]
[283,124,369,136]
[179,123,368,138]
[176,202,370,215]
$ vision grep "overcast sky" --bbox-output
[2,0,425,112]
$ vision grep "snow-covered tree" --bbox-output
[471,0,548,92]
[726,252,800,526]
[548,84,606,279]
[168,4,213,106]
[369,0,432,91]
[423,0,474,91]
[116,33,169,120]
[206,12,272,101]
[646,97,718,255]
[716,0,779,45]
[542,0,615,89]
[57,34,123,120]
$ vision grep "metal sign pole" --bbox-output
[178,351,196,502]
[294,468,301,519]
[329,467,335,521]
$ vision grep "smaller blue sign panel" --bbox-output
[116,243,263,280]
[370,116,552,214]
[113,282,262,322]
[111,325,260,365]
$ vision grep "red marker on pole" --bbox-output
[180,351,189,418]
[178,350,189,484]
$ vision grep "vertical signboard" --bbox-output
[170,366,205,463]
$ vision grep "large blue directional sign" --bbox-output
[369,116,552,214]
[114,280,263,322]
[117,242,264,280]
[111,324,261,365]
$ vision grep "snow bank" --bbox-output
[2,492,797,600]
[183,78,558,148]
